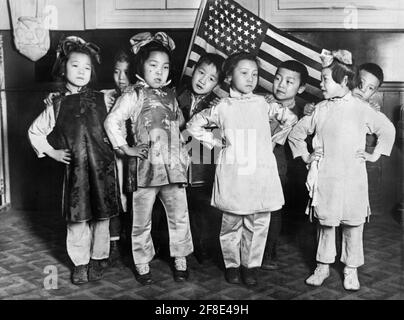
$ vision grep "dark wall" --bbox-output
[290,30,404,82]
[1,28,402,213]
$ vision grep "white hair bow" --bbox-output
[320,49,352,67]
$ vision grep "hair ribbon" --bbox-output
[130,32,175,55]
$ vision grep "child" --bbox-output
[104,32,193,285]
[262,60,308,270]
[186,52,298,286]
[304,62,383,114]
[177,53,224,263]
[102,50,133,266]
[352,62,383,111]
[28,36,122,285]
[353,63,385,214]
[288,49,395,291]
[304,62,385,216]
[178,53,224,123]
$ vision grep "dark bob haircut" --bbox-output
[223,51,260,79]
[358,62,384,86]
[113,49,135,84]
[276,60,309,86]
[52,46,99,85]
[134,42,172,79]
[193,53,225,83]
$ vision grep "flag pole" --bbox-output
[179,0,208,83]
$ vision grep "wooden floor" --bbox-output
[0,208,403,300]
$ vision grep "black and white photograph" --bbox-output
[0,0,403,307]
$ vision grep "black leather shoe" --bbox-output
[136,272,154,286]
[174,269,189,282]
[225,267,241,284]
[88,259,105,282]
[241,267,258,286]
[194,250,210,264]
[261,255,279,270]
[71,264,88,285]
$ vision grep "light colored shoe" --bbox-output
[135,263,150,275]
[174,257,187,271]
[305,264,330,286]
[343,267,360,291]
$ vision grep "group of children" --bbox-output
[28,31,395,292]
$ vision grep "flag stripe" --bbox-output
[186,37,228,70]
[258,46,321,89]
[260,40,322,80]
[263,34,322,72]
[257,58,277,79]
[258,77,273,93]
[195,36,227,57]
[258,56,322,96]
[180,0,326,103]
[258,68,275,85]
[266,23,323,55]
[259,67,322,102]
[266,29,322,65]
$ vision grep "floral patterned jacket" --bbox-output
[104,81,190,188]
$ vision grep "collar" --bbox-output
[191,92,208,103]
[280,98,295,109]
[268,94,296,109]
[63,85,88,96]
[330,90,352,102]
[229,88,254,99]
[135,74,171,88]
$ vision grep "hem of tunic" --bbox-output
[65,213,119,223]
[212,204,283,215]
[317,217,367,227]
[137,181,187,188]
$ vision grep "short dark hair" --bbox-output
[194,53,225,82]
[114,50,130,64]
[52,46,98,84]
[134,42,172,79]
[113,50,135,84]
[277,60,309,86]
[223,51,259,79]
[358,63,384,86]
[328,58,356,90]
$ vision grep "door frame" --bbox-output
[0,35,11,211]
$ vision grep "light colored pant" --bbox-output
[116,156,127,212]
[316,224,364,268]
[66,219,110,266]
[131,185,193,264]
[220,211,271,269]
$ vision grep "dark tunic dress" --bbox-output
[177,87,217,186]
[47,88,121,222]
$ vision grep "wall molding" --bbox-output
[380,82,404,92]
[85,0,199,29]
[259,0,404,30]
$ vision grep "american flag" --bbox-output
[181,0,325,103]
